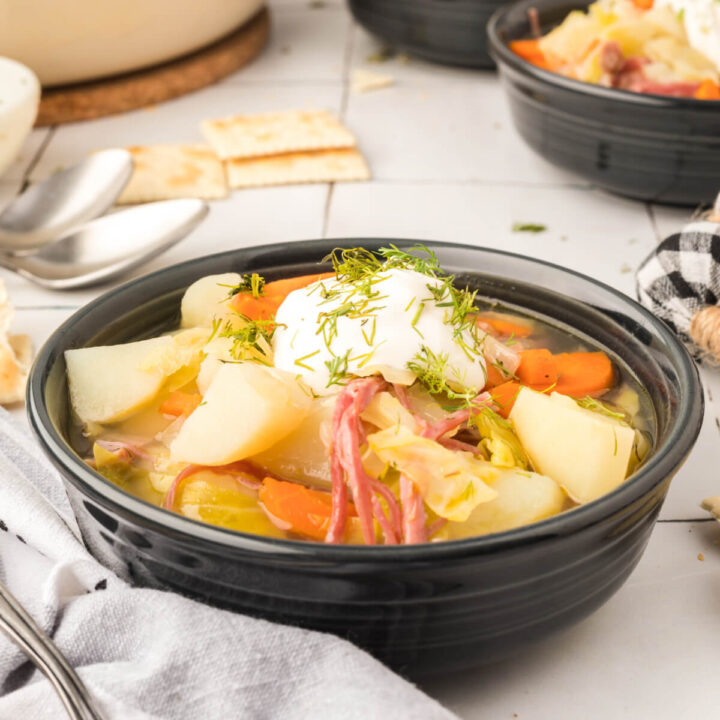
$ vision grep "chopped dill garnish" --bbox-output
[360,316,377,346]
[489,359,517,382]
[411,302,425,327]
[576,396,628,423]
[208,316,222,343]
[325,244,441,285]
[219,316,278,363]
[512,222,547,233]
[406,346,476,402]
[325,349,352,387]
[353,340,387,369]
[226,273,265,299]
[294,349,320,371]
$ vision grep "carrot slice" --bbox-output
[230,272,334,320]
[477,316,532,338]
[554,352,614,397]
[509,39,552,70]
[695,79,720,100]
[490,381,523,418]
[516,348,558,389]
[259,477,357,541]
[485,363,511,388]
[159,391,202,417]
[632,0,653,9]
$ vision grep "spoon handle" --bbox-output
[0,578,104,720]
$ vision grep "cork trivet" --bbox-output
[36,8,270,127]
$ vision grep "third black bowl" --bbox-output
[348,0,505,68]
[488,0,720,206]
[28,239,703,676]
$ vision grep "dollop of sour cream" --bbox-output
[657,0,720,72]
[272,268,487,395]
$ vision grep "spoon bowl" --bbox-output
[0,199,208,289]
[0,149,133,253]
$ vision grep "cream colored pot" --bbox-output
[0,0,265,87]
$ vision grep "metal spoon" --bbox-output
[0,150,134,254]
[0,577,104,719]
[0,198,208,290]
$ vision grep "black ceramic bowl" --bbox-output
[488,0,720,206]
[348,0,505,68]
[28,239,702,676]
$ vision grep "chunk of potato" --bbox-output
[180,273,240,328]
[251,395,336,489]
[444,469,566,539]
[509,388,635,504]
[66,337,174,424]
[170,362,312,465]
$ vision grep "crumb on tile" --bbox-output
[367,48,395,64]
[698,553,705,561]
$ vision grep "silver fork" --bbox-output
[0,578,104,719]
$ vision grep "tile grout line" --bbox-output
[657,518,715,524]
[322,16,356,238]
[15,305,82,311]
[21,127,57,189]
[645,203,662,243]
[356,178,595,190]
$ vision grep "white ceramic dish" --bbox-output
[0,58,40,178]
[0,0,265,87]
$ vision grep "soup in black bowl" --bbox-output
[488,0,720,205]
[28,239,702,675]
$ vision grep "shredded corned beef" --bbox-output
[600,41,701,97]
[327,380,494,545]
[420,392,493,441]
[96,438,152,460]
[400,474,427,544]
[326,377,403,545]
[438,436,484,456]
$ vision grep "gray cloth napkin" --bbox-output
[0,409,457,720]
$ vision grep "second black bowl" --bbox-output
[349,0,505,68]
[28,240,703,676]
[488,0,720,206]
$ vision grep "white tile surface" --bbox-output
[344,73,583,185]
[223,3,350,83]
[327,182,656,295]
[423,520,720,720]
[0,128,51,182]
[5,2,718,718]
[350,24,480,85]
[0,182,21,212]
[664,367,720,520]
[5,308,76,426]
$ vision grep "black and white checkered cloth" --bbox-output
[637,219,720,353]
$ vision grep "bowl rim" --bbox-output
[28,238,704,561]
[486,0,720,110]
